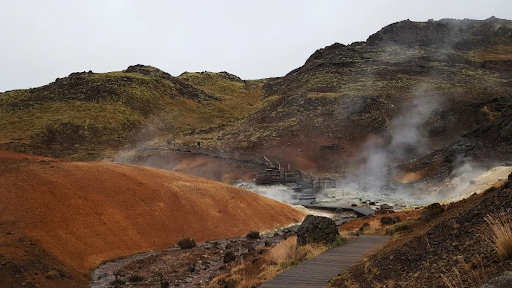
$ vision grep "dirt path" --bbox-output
[260,235,390,288]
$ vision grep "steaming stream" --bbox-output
[238,166,512,210]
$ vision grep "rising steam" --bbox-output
[341,89,441,193]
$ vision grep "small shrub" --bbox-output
[484,212,512,260]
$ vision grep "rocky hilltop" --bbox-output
[1,17,512,181]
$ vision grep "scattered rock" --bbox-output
[296,215,339,246]
[246,231,260,240]
[380,216,393,226]
[421,203,445,221]
[351,204,358,207]
[223,251,236,263]
[177,237,196,249]
[243,242,256,254]
[369,202,376,206]
[482,271,512,288]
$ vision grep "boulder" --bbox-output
[296,215,339,246]
[223,251,236,263]
[421,203,445,221]
[376,209,389,215]
[246,231,260,240]
[380,216,393,226]
[482,271,512,288]
[177,237,196,249]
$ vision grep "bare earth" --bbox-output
[0,151,305,287]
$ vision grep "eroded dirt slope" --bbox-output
[0,151,304,287]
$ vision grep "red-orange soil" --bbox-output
[0,151,305,287]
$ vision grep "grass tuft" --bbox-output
[484,212,512,260]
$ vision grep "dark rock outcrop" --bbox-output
[177,237,196,249]
[223,251,236,263]
[421,203,445,221]
[246,231,260,240]
[380,217,394,226]
[296,215,338,246]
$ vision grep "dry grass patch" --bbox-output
[210,235,347,287]
[441,255,488,288]
[484,211,512,260]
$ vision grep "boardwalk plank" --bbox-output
[261,235,390,288]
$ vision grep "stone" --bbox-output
[177,237,196,249]
[380,216,393,226]
[296,215,339,246]
[376,209,390,215]
[243,241,256,254]
[246,231,260,240]
[421,203,445,221]
[223,251,236,263]
[482,271,512,288]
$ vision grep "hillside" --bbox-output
[0,65,264,160]
[170,17,512,175]
[329,175,512,287]
[0,151,304,288]
[1,17,512,180]
[399,110,512,185]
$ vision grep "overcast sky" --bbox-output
[1,0,511,92]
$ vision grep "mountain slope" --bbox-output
[2,17,512,178]
[0,65,263,160]
[0,151,304,288]
[182,17,512,174]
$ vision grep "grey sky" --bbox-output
[1,0,511,92]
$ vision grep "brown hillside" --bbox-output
[0,151,304,287]
[330,176,512,287]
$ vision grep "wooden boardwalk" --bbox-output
[261,235,390,288]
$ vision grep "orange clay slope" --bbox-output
[0,151,305,287]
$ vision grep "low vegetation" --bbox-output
[0,66,265,159]
[211,235,347,288]
[484,211,512,260]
